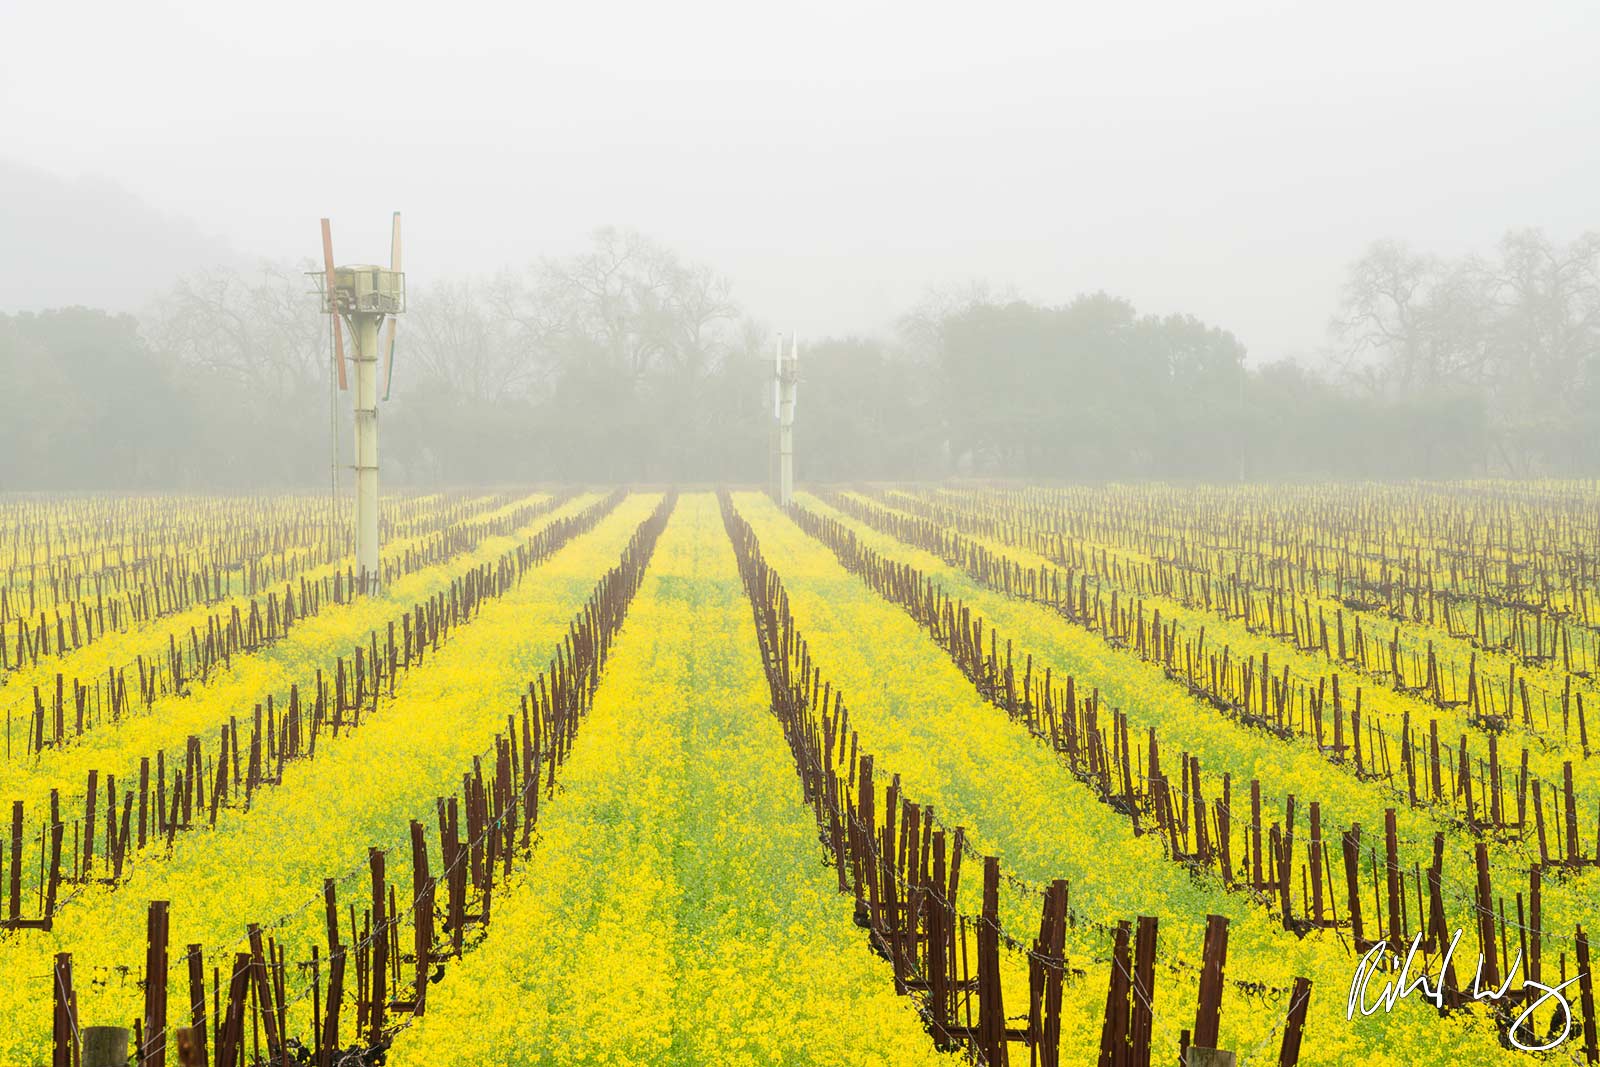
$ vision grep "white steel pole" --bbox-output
[329,309,340,564]
[778,333,796,507]
[770,334,782,500]
[354,310,381,585]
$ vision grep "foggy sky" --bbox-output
[3,0,1596,363]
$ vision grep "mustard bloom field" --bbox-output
[3,484,1599,1067]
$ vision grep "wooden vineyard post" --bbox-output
[1091,909,1165,1060]
[1342,826,1364,946]
[882,779,904,994]
[826,744,847,893]
[83,770,98,881]
[44,792,64,928]
[1217,776,1233,886]
[1473,843,1498,989]
[144,900,170,1067]
[369,847,388,1045]
[520,699,537,848]
[410,820,433,1017]
[323,946,345,1065]
[977,857,1006,1066]
[1034,879,1069,1067]
[928,831,950,1046]
[1273,820,1293,930]
[1529,866,1542,986]
[1564,762,1582,866]
[495,735,515,881]
[946,828,966,1035]
[445,798,465,956]
[185,943,208,1067]
[9,799,22,922]
[246,924,280,1061]
[217,952,251,1067]
[1384,810,1402,946]
[84,1027,131,1067]
[1278,977,1312,1067]
[52,952,76,1067]
[1308,802,1323,924]
[1578,926,1599,1065]
[1250,780,1263,888]
[320,879,341,1066]
[1131,915,1158,1067]
[1191,915,1230,1061]
[903,801,922,1003]
[1100,921,1133,1065]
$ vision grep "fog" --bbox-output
[5,0,1596,361]
[2,1,1598,488]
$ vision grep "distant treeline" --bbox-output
[2,227,1593,489]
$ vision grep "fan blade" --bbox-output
[321,218,348,391]
[382,322,397,400]
[383,212,401,400]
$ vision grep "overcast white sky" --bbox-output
[2,0,1596,361]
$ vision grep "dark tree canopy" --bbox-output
[1,227,1587,489]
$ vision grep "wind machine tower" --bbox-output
[314,214,405,586]
[772,333,799,506]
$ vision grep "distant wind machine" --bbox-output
[774,333,799,506]
[312,214,405,585]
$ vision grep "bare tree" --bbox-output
[1330,230,1600,473]
[1330,240,1438,395]
[145,261,326,398]
[1489,229,1600,398]
[406,278,538,401]
[896,278,1010,362]
[506,227,740,386]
